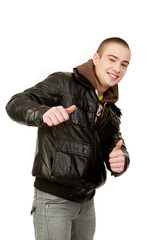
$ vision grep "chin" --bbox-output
[107,82,118,87]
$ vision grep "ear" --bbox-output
[93,52,99,65]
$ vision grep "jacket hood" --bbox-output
[76,59,119,103]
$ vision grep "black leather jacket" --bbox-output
[6,70,130,202]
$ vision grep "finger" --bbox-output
[110,162,125,168]
[109,149,124,159]
[111,167,124,173]
[53,107,69,122]
[48,113,60,126]
[110,161,125,171]
[58,106,70,121]
[112,139,123,152]
[65,105,76,114]
[43,115,55,126]
[109,155,125,163]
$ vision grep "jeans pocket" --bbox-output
[30,206,36,215]
[30,190,37,216]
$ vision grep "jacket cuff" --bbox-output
[34,106,50,127]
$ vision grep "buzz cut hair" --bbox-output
[97,37,130,57]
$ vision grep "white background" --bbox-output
[1,0,160,239]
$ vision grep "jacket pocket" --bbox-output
[50,140,91,186]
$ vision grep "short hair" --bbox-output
[97,37,130,57]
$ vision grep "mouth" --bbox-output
[107,72,119,80]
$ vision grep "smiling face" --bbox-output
[93,42,131,94]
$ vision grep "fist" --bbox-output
[42,105,76,126]
[109,140,125,173]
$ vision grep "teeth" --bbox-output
[108,73,118,79]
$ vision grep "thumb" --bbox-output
[112,139,123,152]
[65,105,76,114]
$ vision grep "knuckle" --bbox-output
[57,105,62,110]
[64,115,69,121]
[118,150,123,155]
[50,106,55,111]
[64,114,69,120]
[51,107,57,113]
[121,156,125,162]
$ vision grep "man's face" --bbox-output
[93,43,131,92]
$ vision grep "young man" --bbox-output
[6,37,131,240]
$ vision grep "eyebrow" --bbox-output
[107,54,130,64]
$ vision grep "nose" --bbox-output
[113,63,121,73]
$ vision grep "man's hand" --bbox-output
[109,140,125,173]
[42,105,76,126]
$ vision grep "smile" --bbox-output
[107,72,119,80]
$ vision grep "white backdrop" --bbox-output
[1,0,160,239]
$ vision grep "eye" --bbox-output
[121,63,128,67]
[109,58,115,62]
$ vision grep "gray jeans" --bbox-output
[31,188,96,240]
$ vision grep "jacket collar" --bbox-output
[74,59,119,104]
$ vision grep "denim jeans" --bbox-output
[31,188,96,240]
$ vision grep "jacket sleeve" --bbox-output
[6,72,64,127]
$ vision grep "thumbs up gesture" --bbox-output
[109,140,125,173]
[43,105,76,126]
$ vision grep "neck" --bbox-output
[93,66,109,95]
[95,79,109,96]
